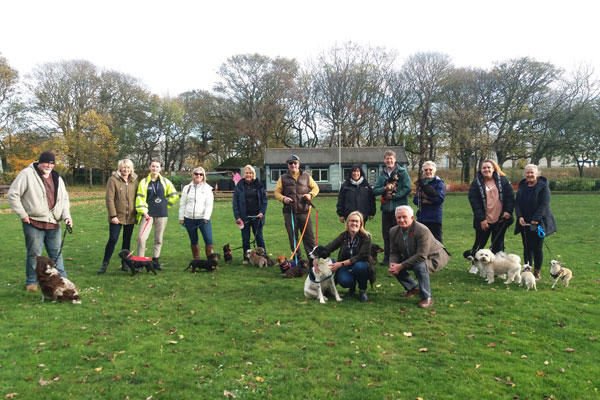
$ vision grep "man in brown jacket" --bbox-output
[274,155,319,259]
[388,205,450,308]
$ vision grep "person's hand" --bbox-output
[388,263,403,275]
[179,220,184,225]
[303,194,312,201]
[236,218,243,225]
[480,220,489,231]
[339,216,345,223]
[202,219,209,225]
[143,213,150,221]
[502,212,511,219]
[519,217,526,227]
[110,217,120,224]
[330,261,344,271]
[257,213,264,219]
[22,216,31,224]
[369,215,374,220]
[283,196,293,204]
[65,218,73,228]
[531,220,539,226]
[312,259,320,274]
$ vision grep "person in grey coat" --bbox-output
[388,206,449,308]
[7,151,73,291]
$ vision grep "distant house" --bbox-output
[264,146,409,192]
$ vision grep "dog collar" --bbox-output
[550,268,562,279]
[309,269,334,284]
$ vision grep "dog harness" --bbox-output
[550,268,562,279]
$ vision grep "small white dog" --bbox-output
[550,260,573,289]
[304,246,342,304]
[520,264,537,291]
[473,249,521,285]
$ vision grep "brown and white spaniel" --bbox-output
[35,256,81,304]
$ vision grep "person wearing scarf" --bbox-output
[413,161,446,243]
[336,164,376,226]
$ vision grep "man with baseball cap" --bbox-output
[274,154,319,259]
[8,151,73,291]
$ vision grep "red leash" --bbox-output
[130,217,153,261]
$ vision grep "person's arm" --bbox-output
[502,177,515,217]
[274,178,285,202]
[204,187,214,221]
[58,178,72,226]
[393,169,412,200]
[532,185,551,223]
[368,186,376,218]
[105,178,118,221]
[258,184,268,217]
[178,184,188,221]
[427,178,446,206]
[372,174,385,196]
[307,175,319,199]
[468,181,485,226]
[336,184,346,217]
[7,171,28,221]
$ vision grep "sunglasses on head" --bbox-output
[194,173,204,176]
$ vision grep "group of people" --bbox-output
[7,150,555,308]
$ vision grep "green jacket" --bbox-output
[372,164,412,212]
[135,174,179,222]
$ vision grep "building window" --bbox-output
[342,168,353,179]
[270,169,287,182]
[311,168,329,182]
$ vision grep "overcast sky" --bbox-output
[1,0,597,97]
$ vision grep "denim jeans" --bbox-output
[103,223,134,264]
[335,261,369,291]
[184,218,213,246]
[23,222,66,286]
[394,261,431,299]
[241,217,266,259]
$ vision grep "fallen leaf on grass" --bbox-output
[494,377,503,382]
[418,348,428,352]
[564,348,575,353]
[255,376,264,382]
[403,332,412,337]
[487,342,496,347]
[94,367,103,372]
[38,377,52,386]
[466,334,475,338]
[544,361,549,365]
[336,374,341,381]
[224,391,237,398]
[536,371,545,376]
[112,375,121,381]
[23,377,33,381]
[5,393,18,399]
[168,341,177,345]
[475,364,481,368]
[521,355,527,358]
[589,337,597,341]
[327,342,335,347]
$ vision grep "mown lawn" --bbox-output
[1,194,598,399]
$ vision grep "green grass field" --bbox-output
[1,194,599,399]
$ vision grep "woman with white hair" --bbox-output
[179,166,215,260]
[99,159,138,274]
[413,161,446,242]
[514,164,556,279]
[233,165,267,263]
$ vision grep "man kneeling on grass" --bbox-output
[388,205,449,308]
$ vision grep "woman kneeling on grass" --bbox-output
[179,166,214,260]
[324,211,373,302]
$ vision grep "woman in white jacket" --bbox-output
[179,166,214,259]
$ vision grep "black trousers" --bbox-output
[103,223,134,264]
[471,220,510,254]
[381,211,397,263]
[520,227,544,271]
[422,221,443,243]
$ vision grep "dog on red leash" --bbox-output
[35,256,81,304]
[118,249,159,275]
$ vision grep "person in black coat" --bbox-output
[233,165,268,263]
[336,164,376,225]
[514,164,556,280]
[466,159,514,257]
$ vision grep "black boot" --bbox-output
[152,257,163,271]
[97,262,108,274]
[359,290,368,303]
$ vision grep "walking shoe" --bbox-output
[97,263,108,274]
[400,287,420,298]
[418,298,434,308]
[359,290,368,303]
[26,284,38,292]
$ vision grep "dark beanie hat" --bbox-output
[39,151,56,164]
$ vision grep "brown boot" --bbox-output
[191,244,200,260]
[205,245,214,257]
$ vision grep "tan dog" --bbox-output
[550,260,573,289]
[246,249,268,268]
[519,264,537,291]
